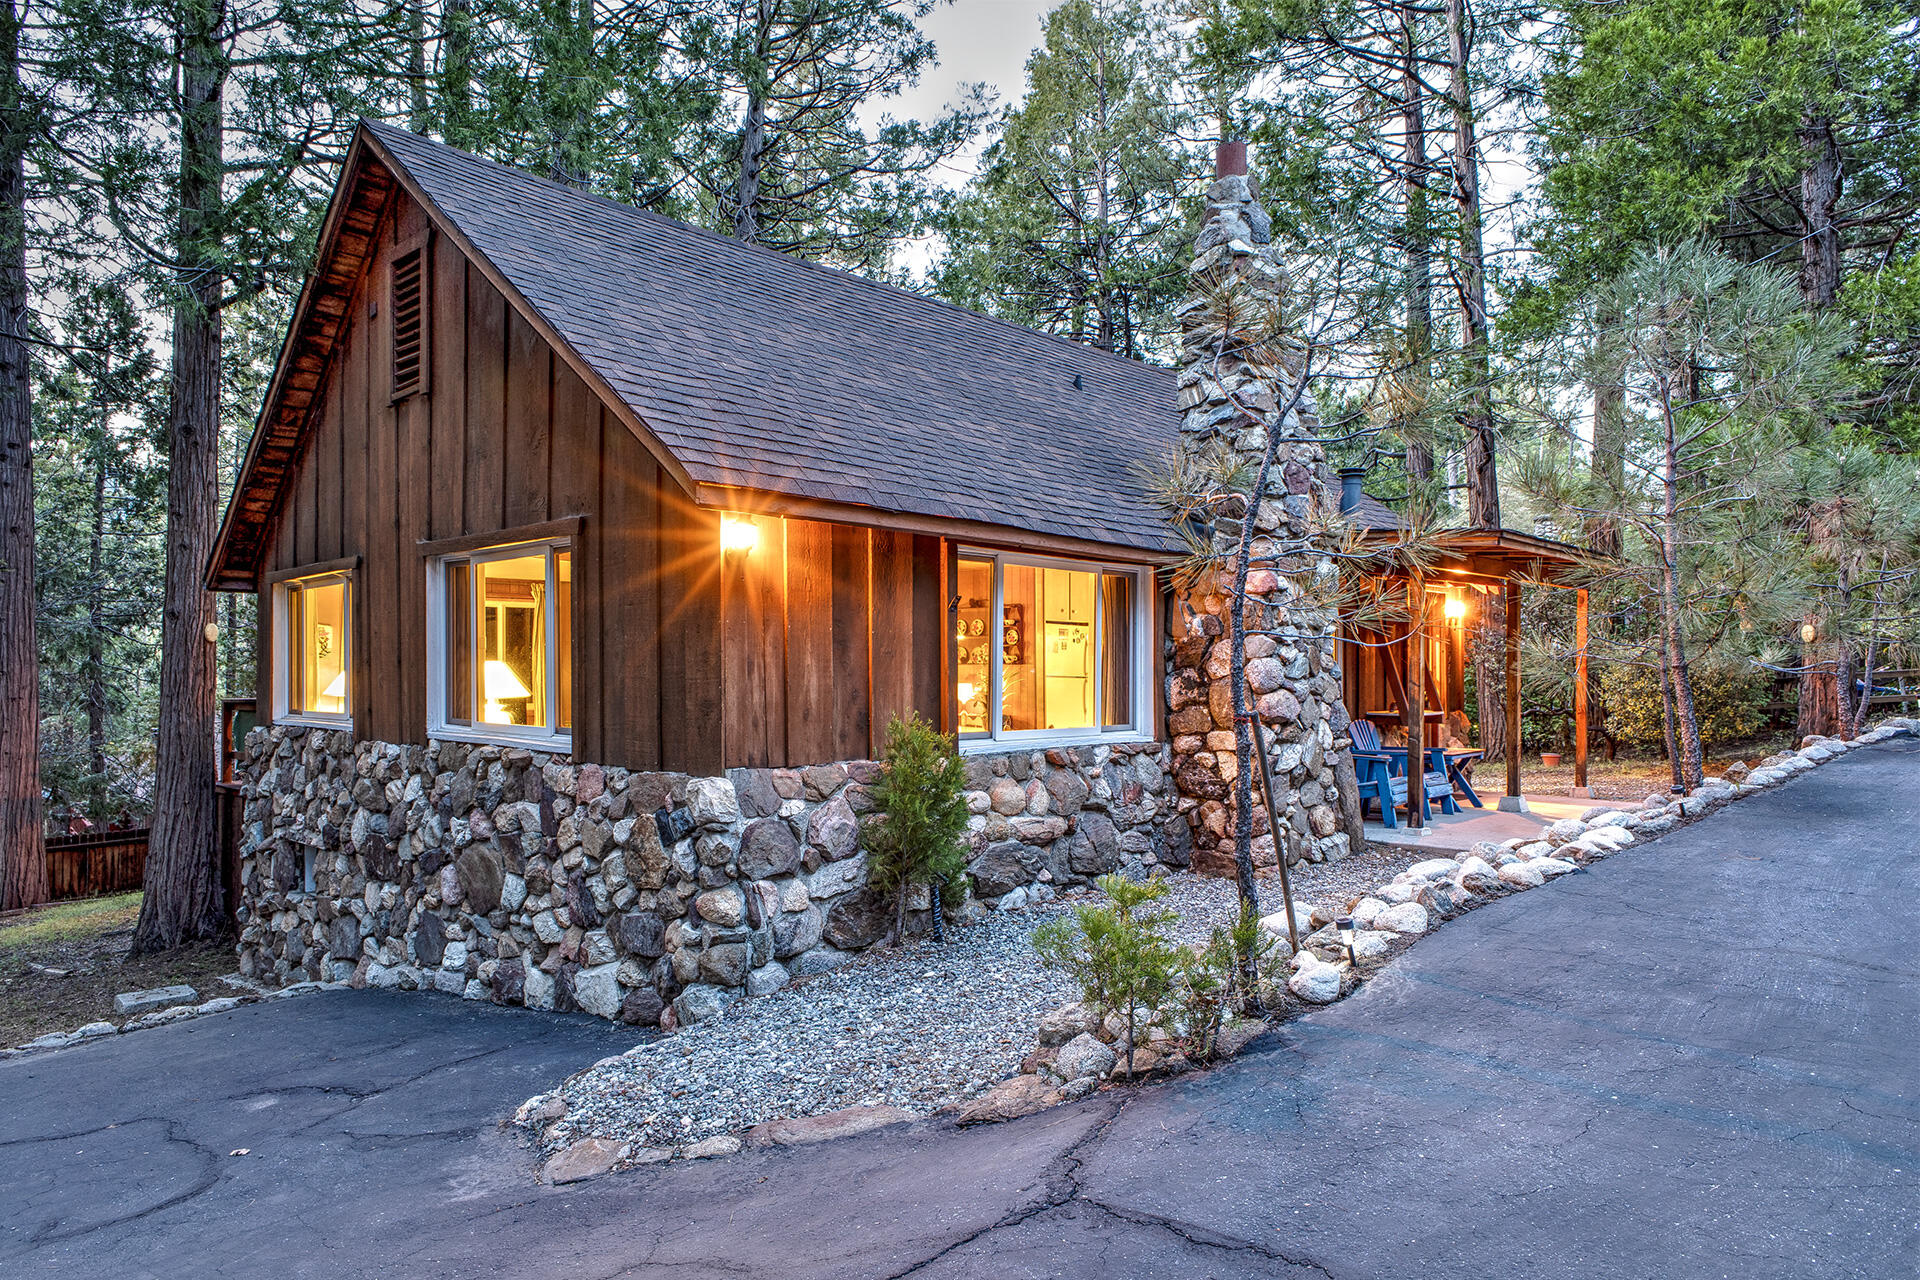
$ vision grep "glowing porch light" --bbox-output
[1443,594,1467,621]
[721,515,760,554]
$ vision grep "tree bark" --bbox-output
[0,0,45,911]
[1658,402,1703,790]
[1446,0,1498,530]
[87,432,107,783]
[440,0,473,147]
[1797,113,1841,312]
[732,0,773,244]
[407,0,430,132]
[1399,7,1434,488]
[132,0,226,951]
[1472,585,1505,762]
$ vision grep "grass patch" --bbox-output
[0,892,143,953]
[0,892,239,1048]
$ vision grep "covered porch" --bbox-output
[1339,526,1590,833]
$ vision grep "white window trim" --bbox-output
[272,570,354,730]
[426,536,574,753]
[955,548,1152,754]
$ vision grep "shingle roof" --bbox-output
[365,122,1184,554]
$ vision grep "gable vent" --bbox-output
[390,244,428,400]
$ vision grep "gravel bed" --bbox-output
[546,847,1429,1152]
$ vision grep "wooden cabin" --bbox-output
[207,122,1182,777]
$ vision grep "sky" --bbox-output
[877,0,1056,181]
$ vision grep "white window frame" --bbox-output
[955,548,1152,753]
[426,536,573,752]
[272,570,353,730]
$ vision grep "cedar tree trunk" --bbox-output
[0,0,44,911]
[133,4,226,951]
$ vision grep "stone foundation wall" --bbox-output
[234,727,1181,1027]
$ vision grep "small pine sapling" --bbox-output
[1032,873,1181,1079]
[1173,905,1282,1062]
[861,713,971,942]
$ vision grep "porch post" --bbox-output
[1499,580,1526,811]
[1573,587,1590,796]
[1404,575,1426,827]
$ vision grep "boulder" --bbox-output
[773,904,825,958]
[968,842,1039,898]
[746,961,790,997]
[955,1074,1062,1125]
[737,818,801,880]
[1036,1001,1101,1047]
[1349,896,1388,929]
[1498,861,1546,889]
[415,912,448,968]
[695,886,746,927]
[1404,857,1461,882]
[806,796,860,861]
[1453,855,1502,894]
[619,987,665,1026]
[823,890,891,950]
[1054,1032,1117,1082]
[543,1137,630,1185]
[617,911,666,958]
[682,1134,743,1160]
[672,983,733,1025]
[572,962,624,1019]
[1533,857,1579,879]
[1288,952,1344,1004]
[745,1104,913,1149]
[1374,902,1429,935]
[685,777,740,828]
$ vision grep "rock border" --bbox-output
[0,976,343,1058]
[512,720,1914,1179]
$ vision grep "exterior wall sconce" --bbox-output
[1800,620,1818,645]
[721,514,759,556]
[1443,594,1467,622]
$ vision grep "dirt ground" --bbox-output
[1517,737,1798,800]
[0,894,239,1046]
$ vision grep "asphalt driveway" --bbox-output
[4,742,1916,1279]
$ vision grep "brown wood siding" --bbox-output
[254,186,958,772]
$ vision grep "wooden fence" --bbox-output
[43,829,149,903]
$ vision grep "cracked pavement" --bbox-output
[4,742,1916,1277]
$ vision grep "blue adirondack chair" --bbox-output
[1349,720,1458,826]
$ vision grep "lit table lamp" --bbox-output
[483,660,531,724]
[320,670,347,713]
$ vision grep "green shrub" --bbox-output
[1032,874,1181,1078]
[1596,660,1770,750]
[1172,905,1282,1063]
[861,712,971,941]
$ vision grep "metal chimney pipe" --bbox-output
[1338,466,1367,514]
[1216,139,1248,178]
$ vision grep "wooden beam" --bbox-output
[1405,574,1426,827]
[1574,587,1590,792]
[1505,580,1522,800]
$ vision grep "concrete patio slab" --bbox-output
[1365,792,1600,851]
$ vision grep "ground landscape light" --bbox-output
[721,514,759,554]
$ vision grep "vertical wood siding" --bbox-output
[253,185,945,772]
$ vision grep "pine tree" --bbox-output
[934,0,1192,360]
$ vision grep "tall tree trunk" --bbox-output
[1446,0,1498,530]
[1587,302,1625,557]
[1797,113,1841,311]
[133,1,226,952]
[732,0,773,243]
[1472,585,1505,762]
[440,0,473,147]
[87,434,107,784]
[1658,407,1703,790]
[407,0,430,131]
[1399,7,1434,489]
[0,0,44,911]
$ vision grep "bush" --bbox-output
[860,713,971,942]
[1597,660,1770,751]
[1033,874,1181,1078]
[1172,905,1282,1063]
